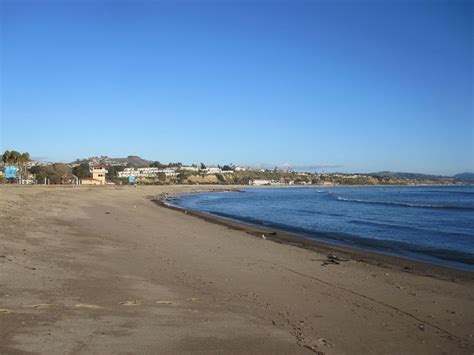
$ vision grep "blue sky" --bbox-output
[1,0,472,175]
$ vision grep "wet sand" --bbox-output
[1,185,473,354]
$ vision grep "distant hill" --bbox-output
[70,155,151,168]
[368,171,449,181]
[111,155,151,167]
[453,172,474,182]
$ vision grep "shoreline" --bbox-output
[2,185,474,354]
[154,190,474,282]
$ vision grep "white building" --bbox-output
[160,168,179,177]
[118,167,178,178]
[180,166,199,172]
[205,167,223,175]
[249,179,272,186]
[202,167,234,175]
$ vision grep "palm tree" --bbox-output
[21,152,30,163]
[9,151,21,165]
[2,150,29,165]
[2,150,31,181]
[2,150,11,164]
[19,152,30,179]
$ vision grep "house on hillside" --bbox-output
[117,167,178,178]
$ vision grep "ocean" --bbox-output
[170,186,474,271]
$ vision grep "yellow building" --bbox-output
[80,166,108,185]
[90,166,107,185]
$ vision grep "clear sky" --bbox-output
[1,0,472,175]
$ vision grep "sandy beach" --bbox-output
[1,185,473,354]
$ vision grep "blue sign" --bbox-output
[4,165,19,179]
[128,176,136,184]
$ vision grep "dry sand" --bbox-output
[0,185,473,354]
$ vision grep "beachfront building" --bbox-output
[205,167,223,175]
[118,167,178,178]
[249,179,285,186]
[80,166,107,185]
[91,166,107,184]
[202,167,234,175]
[117,166,234,179]
[249,179,272,186]
[118,167,159,178]
[180,166,199,172]
[159,168,179,177]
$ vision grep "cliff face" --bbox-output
[186,175,220,184]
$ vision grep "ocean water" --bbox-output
[170,186,474,271]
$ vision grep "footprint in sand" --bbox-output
[29,304,54,309]
[119,300,140,306]
[74,303,102,309]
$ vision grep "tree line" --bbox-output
[2,150,30,166]
[2,150,31,180]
